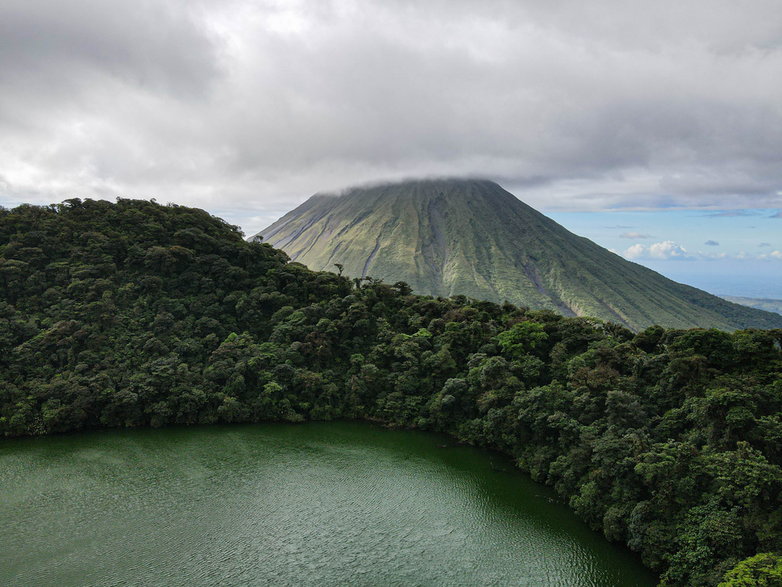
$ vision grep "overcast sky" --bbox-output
[2,0,782,289]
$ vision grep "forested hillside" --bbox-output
[1,198,781,585]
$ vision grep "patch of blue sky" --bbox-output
[545,209,782,299]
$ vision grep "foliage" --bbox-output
[719,553,782,586]
[2,198,782,586]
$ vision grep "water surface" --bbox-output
[1,422,656,586]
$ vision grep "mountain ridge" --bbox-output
[258,178,782,331]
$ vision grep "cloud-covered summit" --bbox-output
[2,0,782,227]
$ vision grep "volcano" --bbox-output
[258,178,782,331]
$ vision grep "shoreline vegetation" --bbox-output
[1,198,781,585]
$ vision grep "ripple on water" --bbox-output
[0,423,657,586]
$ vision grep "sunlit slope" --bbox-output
[258,178,782,331]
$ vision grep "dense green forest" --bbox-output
[1,198,780,586]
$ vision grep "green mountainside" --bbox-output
[1,199,781,585]
[259,178,782,331]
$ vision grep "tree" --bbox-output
[719,553,782,586]
[497,321,547,358]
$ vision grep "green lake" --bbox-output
[1,422,657,586]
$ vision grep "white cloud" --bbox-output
[623,243,648,260]
[623,240,691,260]
[649,241,691,259]
[625,243,782,262]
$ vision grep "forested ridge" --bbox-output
[1,198,781,585]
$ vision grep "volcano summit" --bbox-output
[258,179,782,331]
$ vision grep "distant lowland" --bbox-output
[720,295,782,316]
[259,178,782,332]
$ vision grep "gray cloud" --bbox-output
[705,240,720,246]
[1,0,782,232]
[620,232,652,239]
[0,3,215,83]
[759,242,771,247]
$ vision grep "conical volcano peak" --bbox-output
[257,179,782,331]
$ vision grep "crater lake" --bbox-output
[1,422,657,586]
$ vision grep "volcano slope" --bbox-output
[258,178,782,331]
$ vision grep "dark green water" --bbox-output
[1,422,656,586]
